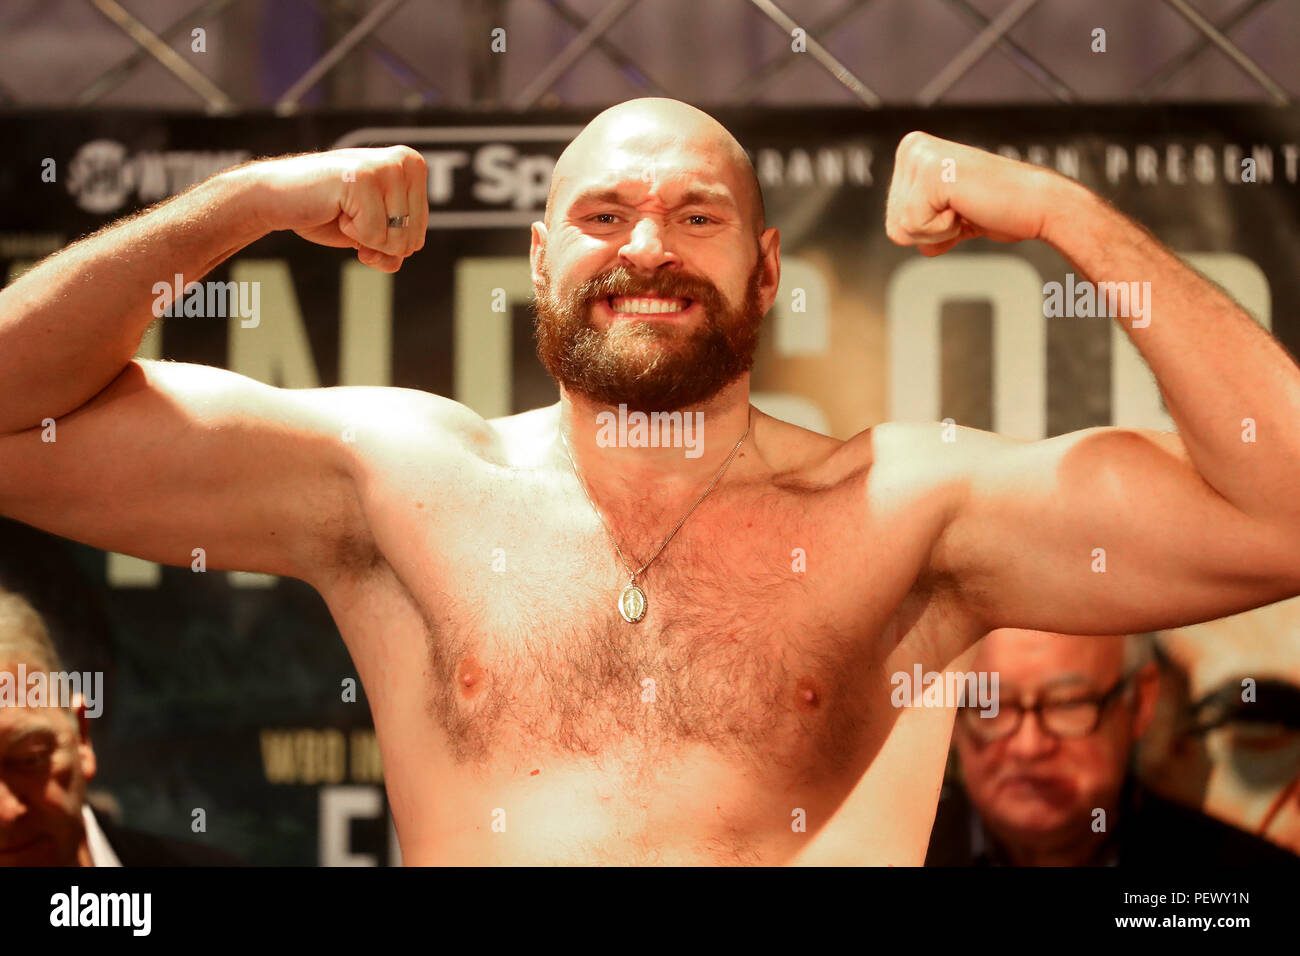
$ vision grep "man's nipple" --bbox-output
[794,677,822,713]
[457,658,487,699]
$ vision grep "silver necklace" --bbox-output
[558,406,752,624]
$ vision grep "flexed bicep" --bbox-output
[0,359,373,584]
[926,424,1300,636]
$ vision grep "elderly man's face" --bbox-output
[0,666,94,866]
[954,630,1153,854]
[531,126,777,412]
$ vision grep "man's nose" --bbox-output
[0,778,27,823]
[619,218,677,273]
[1004,710,1058,759]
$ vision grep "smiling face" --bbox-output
[0,663,94,867]
[531,99,779,413]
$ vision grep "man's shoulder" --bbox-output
[1125,789,1300,866]
[923,783,980,866]
[95,812,246,867]
[838,420,1005,497]
[320,385,501,466]
[326,385,490,435]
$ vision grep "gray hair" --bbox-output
[0,586,66,678]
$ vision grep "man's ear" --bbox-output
[72,694,97,783]
[530,221,549,291]
[757,226,781,314]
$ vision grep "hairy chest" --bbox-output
[392,473,916,781]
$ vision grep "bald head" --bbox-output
[545,98,765,238]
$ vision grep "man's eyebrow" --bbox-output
[676,187,736,209]
[568,185,736,210]
[1039,675,1098,693]
[1001,675,1092,697]
[0,724,60,749]
[568,187,630,208]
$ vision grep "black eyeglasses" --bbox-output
[959,673,1135,741]
[1184,678,1300,735]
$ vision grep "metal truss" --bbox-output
[74,0,447,113]
[3,0,1294,110]
[84,0,238,111]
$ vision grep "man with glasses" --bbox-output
[926,628,1297,866]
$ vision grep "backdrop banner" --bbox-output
[1,106,1297,864]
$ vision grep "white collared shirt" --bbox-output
[82,805,122,867]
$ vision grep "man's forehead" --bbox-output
[554,133,747,209]
[564,162,737,205]
[0,707,64,740]
[979,629,1124,676]
[0,661,77,735]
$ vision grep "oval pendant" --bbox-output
[619,582,647,623]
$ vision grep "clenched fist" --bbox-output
[884,131,1074,257]
[239,146,429,273]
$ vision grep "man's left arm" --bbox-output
[884,132,1300,635]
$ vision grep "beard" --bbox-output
[534,258,766,414]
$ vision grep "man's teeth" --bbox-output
[609,296,688,314]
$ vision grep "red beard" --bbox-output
[534,261,766,414]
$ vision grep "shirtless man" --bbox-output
[1,98,1298,865]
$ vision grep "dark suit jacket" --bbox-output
[95,813,246,867]
[925,780,1299,866]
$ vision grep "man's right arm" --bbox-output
[0,146,434,585]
